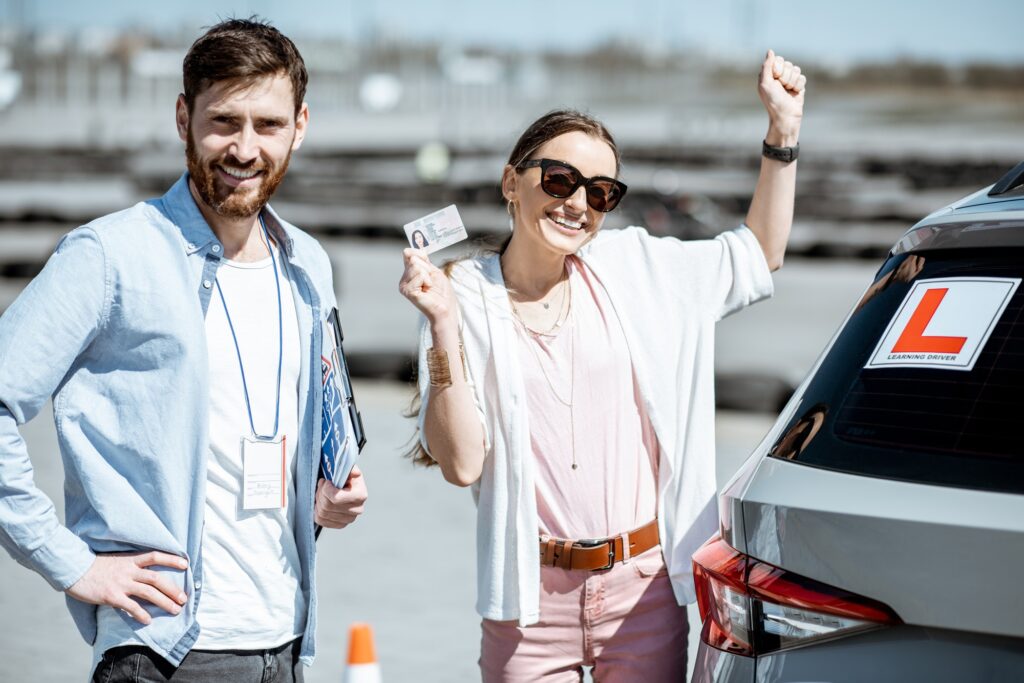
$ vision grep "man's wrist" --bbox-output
[29,526,97,592]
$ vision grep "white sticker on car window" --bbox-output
[865,277,1020,371]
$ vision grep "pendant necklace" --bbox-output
[510,273,569,336]
[539,275,566,310]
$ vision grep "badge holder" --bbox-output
[242,435,286,510]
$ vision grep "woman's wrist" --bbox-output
[765,121,801,148]
[430,316,461,348]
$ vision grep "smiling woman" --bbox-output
[398,48,806,683]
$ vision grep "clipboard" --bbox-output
[316,307,366,539]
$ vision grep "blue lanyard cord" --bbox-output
[214,217,284,440]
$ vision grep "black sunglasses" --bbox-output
[517,158,627,213]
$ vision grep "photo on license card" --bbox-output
[403,204,468,254]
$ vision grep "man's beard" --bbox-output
[185,129,292,219]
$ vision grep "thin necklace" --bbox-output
[538,272,565,310]
[515,278,579,470]
[509,271,570,337]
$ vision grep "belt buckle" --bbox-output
[575,537,615,571]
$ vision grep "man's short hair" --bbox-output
[182,17,308,115]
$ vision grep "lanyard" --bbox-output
[214,216,284,440]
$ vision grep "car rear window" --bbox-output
[769,247,1024,495]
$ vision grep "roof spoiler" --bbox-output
[989,161,1024,197]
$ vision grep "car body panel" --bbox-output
[950,190,1024,213]
[737,457,1024,638]
[755,625,1024,683]
[691,641,756,683]
[694,625,1024,683]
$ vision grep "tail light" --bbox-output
[692,535,901,656]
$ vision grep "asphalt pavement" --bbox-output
[0,380,775,682]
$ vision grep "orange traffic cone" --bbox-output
[342,623,382,683]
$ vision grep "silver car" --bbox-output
[692,163,1024,682]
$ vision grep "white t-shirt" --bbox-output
[196,243,305,649]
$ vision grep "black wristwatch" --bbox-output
[762,140,799,163]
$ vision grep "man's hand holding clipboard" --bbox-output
[315,308,367,538]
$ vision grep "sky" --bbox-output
[5,0,1024,65]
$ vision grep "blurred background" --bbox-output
[1,1,1022,680]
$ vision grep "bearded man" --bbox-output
[0,18,367,682]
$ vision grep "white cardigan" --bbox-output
[417,225,773,625]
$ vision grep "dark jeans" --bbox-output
[92,638,304,683]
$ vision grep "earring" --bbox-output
[506,200,515,232]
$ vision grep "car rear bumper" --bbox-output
[691,625,1024,683]
[691,641,755,683]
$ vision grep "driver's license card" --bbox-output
[403,204,468,254]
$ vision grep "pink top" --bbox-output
[513,256,659,541]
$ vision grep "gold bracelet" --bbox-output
[427,344,468,387]
[457,342,468,379]
[427,347,452,387]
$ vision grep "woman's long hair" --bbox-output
[405,109,621,468]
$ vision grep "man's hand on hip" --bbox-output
[65,552,189,624]
[315,466,367,529]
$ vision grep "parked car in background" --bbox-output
[691,162,1024,682]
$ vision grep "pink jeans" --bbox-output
[479,547,689,682]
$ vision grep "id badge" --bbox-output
[242,435,286,510]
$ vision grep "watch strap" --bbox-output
[762,140,799,163]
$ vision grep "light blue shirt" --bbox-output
[0,173,336,669]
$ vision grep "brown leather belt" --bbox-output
[539,519,660,571]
